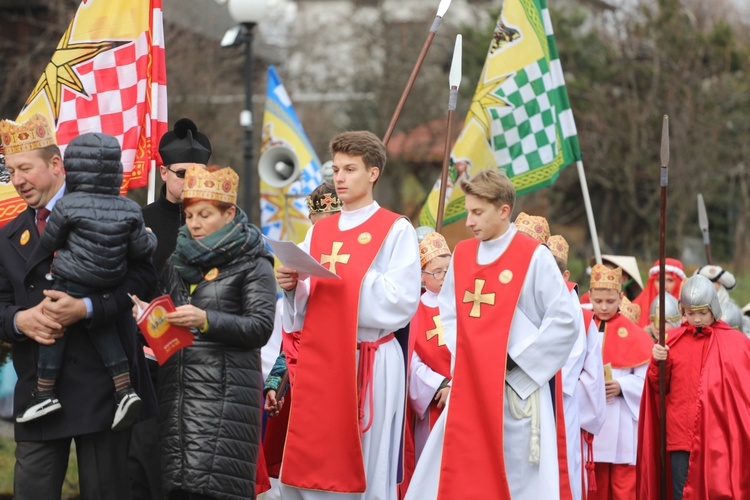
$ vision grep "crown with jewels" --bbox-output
[515,212,550,243]
[306,192,342,214]
[619,296,641,324]
[590,264,622,290]
[547,234,569,264]
[419,231,450,268]
[183,164,238,204]
[0,113,57,155]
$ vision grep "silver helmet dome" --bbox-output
[680,275,722,319]
[721,302,743,329]
[649,294,682,328]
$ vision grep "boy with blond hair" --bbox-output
[406,169,578,499]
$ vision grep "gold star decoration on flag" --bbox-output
[24,23,124,120]
[464,70,512,138]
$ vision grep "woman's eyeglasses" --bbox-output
[421,269,448,280]
[166,166,187,179]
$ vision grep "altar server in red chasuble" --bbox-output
[548,234,606,500]
[405,169,579,500]
[399,231,452,495]
[587,265,652,500]
[275,131,421,500]
[637,274,750,500]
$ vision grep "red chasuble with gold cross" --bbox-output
[281,208,401,493]
[412,303,451,428]
[437,234,539,500]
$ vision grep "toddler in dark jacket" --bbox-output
[16,132,156,431]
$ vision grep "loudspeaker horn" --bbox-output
[258,144,301,188]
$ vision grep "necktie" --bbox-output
[36,208,51,235]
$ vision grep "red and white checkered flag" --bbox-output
[0,0,167,226]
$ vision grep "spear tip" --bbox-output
[660,115,669,166]
[449,34,462,89]
[437,0,452,17]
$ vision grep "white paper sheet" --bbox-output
[263,235,340,279]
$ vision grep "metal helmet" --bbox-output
[680,275,722,319]
[649,294,682,328]
[721,301,743,329]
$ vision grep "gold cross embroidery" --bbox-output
[426,314,445,346]
[463,279,496,318]
[320,241,351,274]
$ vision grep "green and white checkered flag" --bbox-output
[419,0,581,227]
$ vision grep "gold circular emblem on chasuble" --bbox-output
[618,327,628,338]
[358,232,372,244]
[20,229,30,246]
[499,269,513,284]
[204,268,219,281]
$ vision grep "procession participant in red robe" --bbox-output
[588,265,652,500]
[405,170,579,500]
[637,274,750,500]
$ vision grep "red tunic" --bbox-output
[281,209,401,492]
[646,325,710,451]
[437,233,539,500]
[637,321,750,499]
[400,301,452,498]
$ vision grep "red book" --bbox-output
[135,295,194,365]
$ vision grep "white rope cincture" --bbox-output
[507,386,541,465]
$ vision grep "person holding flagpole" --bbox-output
[0,114,157,498]
[275,130,421,500]
[406,169,579,499]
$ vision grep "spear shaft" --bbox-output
[658,115,669,500]
[382,0,452,146]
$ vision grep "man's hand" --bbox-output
[276,266,299,291]
[264,390,285,417]
[15,303,65,345]
[605,379,622,400]
[42,290,87,327]
[434,386,450,410]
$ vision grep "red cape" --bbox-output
[636,321,750,499]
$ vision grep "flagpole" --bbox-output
[697,193,711,264]
[658,115,669,500]
[436,35,461,233]
[382,0,451,146]
[575,160,602,265]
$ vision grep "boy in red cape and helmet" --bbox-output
[637,274,750,499]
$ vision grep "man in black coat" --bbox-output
[0,113,157,498]
[141,118,212,275]
[132,117,211,500]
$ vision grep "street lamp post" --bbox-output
[224,0,269,226]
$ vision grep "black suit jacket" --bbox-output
[0,207,158,441]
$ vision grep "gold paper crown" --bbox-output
[515,212,550,243]
[419,231,450,268]
[0,113,57,155]
[590,264,622,290]
[547,234,569,264]
[307,192,342,214]
[183,164,238,204]
[620,297,641,324]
